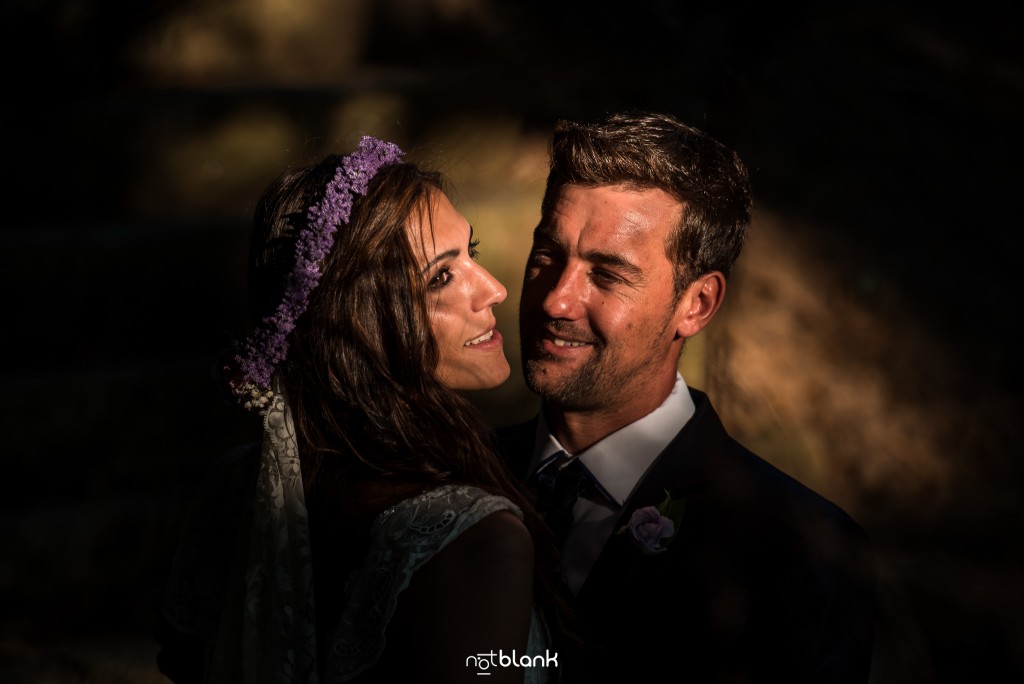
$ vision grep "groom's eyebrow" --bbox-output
[585,250,644,280]
[531,225,566,252]
[531,226,644,280]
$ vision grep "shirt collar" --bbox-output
[528,373,695,506]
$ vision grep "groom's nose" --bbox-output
[541,262,587,321]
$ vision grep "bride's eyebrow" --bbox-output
[421,223,474,273]
[421,247,460,274]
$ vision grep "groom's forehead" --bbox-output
[534,186,680,250]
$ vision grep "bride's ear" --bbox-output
[673,272,726,340]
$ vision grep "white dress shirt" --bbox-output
[527,373,696,595]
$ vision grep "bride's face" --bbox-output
[408,190,511,390]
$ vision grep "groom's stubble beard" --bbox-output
[519,328,633,413]
[523,352,614,412]
[520,319,602,410]
[520,307,679,413]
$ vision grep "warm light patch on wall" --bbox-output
[130,108,298,221]
[708,209,962,520]
[127,0,368,87]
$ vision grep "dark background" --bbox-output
[1,1,1022,681]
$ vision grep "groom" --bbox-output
[498,111,876,682]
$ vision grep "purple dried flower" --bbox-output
[232,136,404,402]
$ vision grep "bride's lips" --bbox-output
[464,327,503,350]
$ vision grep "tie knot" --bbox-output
[535,452,583,493]
[532,452,589,544]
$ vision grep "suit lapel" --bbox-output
[496,393,733,612]
[577,389,726,604]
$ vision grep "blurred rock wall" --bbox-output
[1,1,1021,682]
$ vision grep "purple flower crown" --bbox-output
[230,136,404,412]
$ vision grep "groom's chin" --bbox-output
[521,356,551,397]
[523,357,578,404]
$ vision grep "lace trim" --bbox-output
[162,420,548,682]
[161,376,319,683]
[324,484,522,682]
[237,383,319,682]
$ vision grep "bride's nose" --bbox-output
[473,263,507,310]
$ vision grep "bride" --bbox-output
[156,137,571,683]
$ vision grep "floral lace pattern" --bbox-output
[325,485,549,683]
[162,377,319,683]
[239,381,319,682]
[163,387,546,683]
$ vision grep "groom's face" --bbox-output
[519,183,686,413]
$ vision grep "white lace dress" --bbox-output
[162,384,549,683]
[162,449,550,683]
[325,484,551,683]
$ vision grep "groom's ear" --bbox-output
[673,271,726,340]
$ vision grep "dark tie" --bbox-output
[532,452,589,545]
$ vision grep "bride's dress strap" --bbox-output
[325,484,521,682]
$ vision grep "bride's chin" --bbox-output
[441,357,511,391]
[474,361,513,391]
[490,360,512,388]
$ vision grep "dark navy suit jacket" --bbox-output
[496,388,876,683]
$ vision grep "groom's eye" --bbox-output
[527,249,554,268]
[591,268,621,286]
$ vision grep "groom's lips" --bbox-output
[530,324,597,358]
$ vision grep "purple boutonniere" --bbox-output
[617,490,687,555]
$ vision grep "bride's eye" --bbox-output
[429,267,453,290]
[469,238,480,260]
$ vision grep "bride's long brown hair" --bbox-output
[243,152,575,653]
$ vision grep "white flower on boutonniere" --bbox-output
[617,490,687,555]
